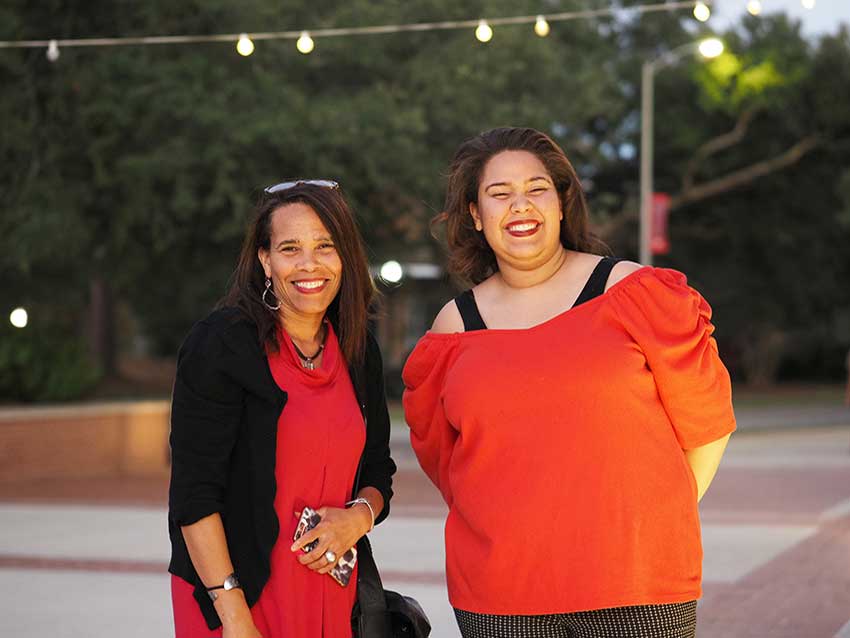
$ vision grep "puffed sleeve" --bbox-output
[402,334,460,506]
[611,268,736,449]
[168,318,245,526]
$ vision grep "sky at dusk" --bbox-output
[709,0,850,37]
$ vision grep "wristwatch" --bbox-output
[206,572,241,601]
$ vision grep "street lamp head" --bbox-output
[698,38,724,59]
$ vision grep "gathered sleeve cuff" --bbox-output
[168,319,245,527]
[611,268,736,450]
[402,334,461,506]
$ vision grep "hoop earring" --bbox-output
[262,277,281,311]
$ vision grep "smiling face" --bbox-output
[257,202,343,322]
[469,150,564,272]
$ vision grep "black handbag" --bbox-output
[351,536,431,638]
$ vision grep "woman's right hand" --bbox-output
[215,589,263,638]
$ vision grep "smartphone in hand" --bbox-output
[293,506,357,587]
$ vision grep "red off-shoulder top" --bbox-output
[402,267,736,615]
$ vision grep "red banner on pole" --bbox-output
[651,192,671,255]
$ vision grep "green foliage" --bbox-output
[838,169,850,229]
[1,2,849,385]
[699,53,785,109]
[1,0,636,354]
[0,317,101,403]
[695,14,809,114]
[647,18,850,383]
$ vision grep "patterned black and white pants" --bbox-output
[454,601,697,638]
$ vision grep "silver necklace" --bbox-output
[291,327,326,370]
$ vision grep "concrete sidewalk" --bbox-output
[2,423,850,637]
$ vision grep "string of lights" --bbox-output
[1,0,710,61]
[0,1,821,62]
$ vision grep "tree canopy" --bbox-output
[1,1,848,393]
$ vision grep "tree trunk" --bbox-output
[740,328,786,387]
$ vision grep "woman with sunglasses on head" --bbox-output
[403,128,736,638]
[168,180,396,638]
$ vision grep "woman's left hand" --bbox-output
[290,505,371,574]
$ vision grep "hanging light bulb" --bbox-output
[475,20,493,43]
[46,39,60,62]
[801,0,815,8]
[236,33,254,56]
[693,2,711,22]
[534,15,550,37]
[747,0,762,15]
[296,31,314,54]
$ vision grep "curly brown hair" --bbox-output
[220,183,375,365]
[434,127,606,285]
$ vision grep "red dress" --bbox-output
[172,322,365,637]
[402,267,736,615]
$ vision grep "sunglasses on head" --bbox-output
[264,179,339,194]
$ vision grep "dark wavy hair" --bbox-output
[220,183,375,365]
[433,127,607,284]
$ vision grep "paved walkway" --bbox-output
[733,403,850,430]
[2,420,849,637]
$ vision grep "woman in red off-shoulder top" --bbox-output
[403,128,735,638]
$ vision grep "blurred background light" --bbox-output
[534,15,551,37]
[475,20,493,42]
[236,33,254,56]
[699,37,725,58]
[46,39,59,62]
[10,307,28,329]
[694,2,712,22]
[380,260,404,283]
[296,32,314,54]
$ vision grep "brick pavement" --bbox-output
[699,516,850,637]
[2,425,849,637]
[695,428,850,637]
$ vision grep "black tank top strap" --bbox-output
[572,256,624,309]
[453,289,487,331]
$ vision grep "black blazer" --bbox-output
[167,307,396,630]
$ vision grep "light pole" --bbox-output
[639,38,724,265]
